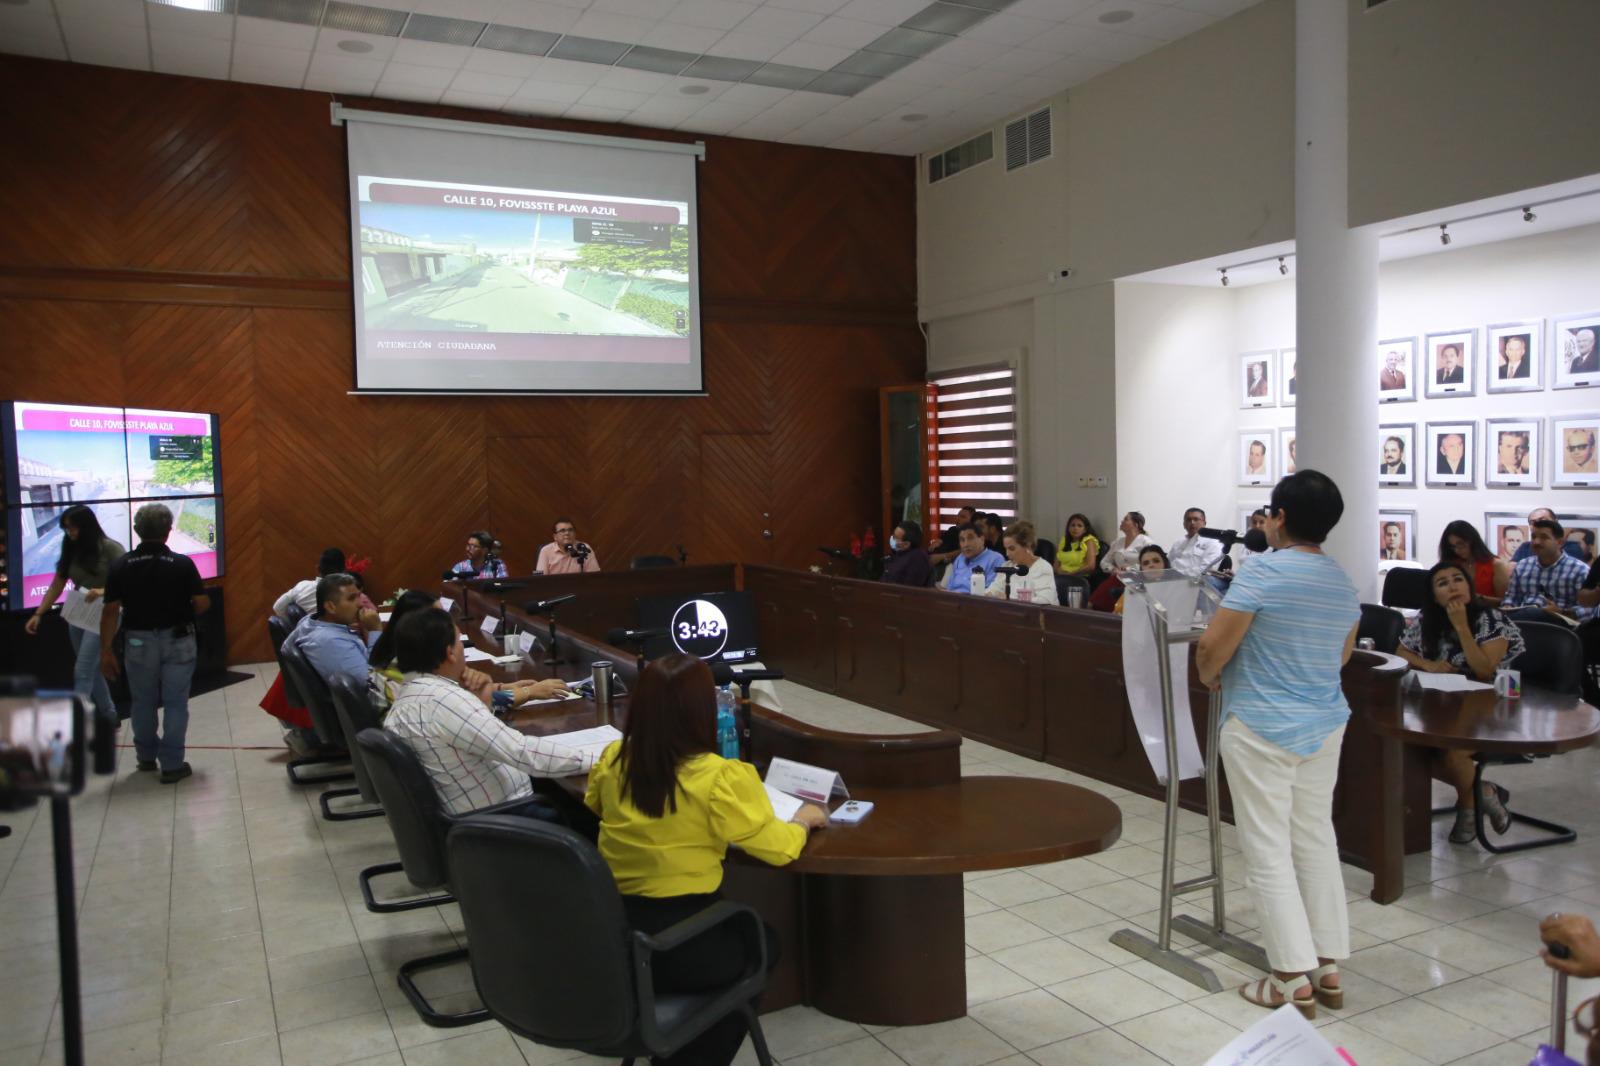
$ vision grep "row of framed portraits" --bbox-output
[1237,311,1600,409]
[1365,512,1600,567]
[1235,413,1600,489]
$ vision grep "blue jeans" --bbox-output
[67,624,115,718]
[124,629,197,771]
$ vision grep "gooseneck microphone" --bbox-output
[606,626,668,646]
[524,594,576,615]
[992,565,1027,576]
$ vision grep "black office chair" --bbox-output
[268,615,293,657]
[446,813,775,1066]
[1437,620,1586,854]
[279,643,377,821]
[284,603,307,627]
[631,555,677,569]
[1035,538,1055,561]
[272,621,352,787]
[1380,567,1430,610]
[1357,603,1405,654]
[1578,619,1600,708]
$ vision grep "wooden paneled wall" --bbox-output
[0,57,924,663]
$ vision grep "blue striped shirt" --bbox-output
[1219,549,1360,756]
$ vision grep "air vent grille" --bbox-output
[1005,107,1051,171]
[926,130,993,184]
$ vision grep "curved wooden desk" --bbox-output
[1386,684,1600,756]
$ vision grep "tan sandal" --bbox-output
[1239,974,1315,1020]
[1308,963,1343,1009]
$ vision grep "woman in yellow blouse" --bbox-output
[585,654,827,1066]
[1056,513,1101,577]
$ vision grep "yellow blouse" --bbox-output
[1056,535,1099,573]
[583,742,807,897]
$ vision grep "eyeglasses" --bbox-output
[555,527,576,535]
[1568,443,1594,453]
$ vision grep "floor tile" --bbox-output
[968,988,1099,1050]
[783,1035,908,1066]
[963,911,1054,954]
[756,1005,868,1059]
[1112,1002,1242,1063]
[1043,967,1180,1026]
[877,1016,1016,1066]
[1024,1027,1168,1066]
[987,937,1111,986]
[1417,974,1551,1040]
[965,871,1061,909]
[1393,925,1537,975]
[965,956,1037,1007]
[1345,997,1504,1064]
[277,1008,400,1064]
[1343,942,1474,995]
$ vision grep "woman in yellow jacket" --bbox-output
[585,654,828,1066]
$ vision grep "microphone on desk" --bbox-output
[479,580,529,593]
[992,565,1027,576]
[606,626,668,647]
[524,594,576,615]
[442,566,474,581]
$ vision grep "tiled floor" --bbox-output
[2,665,1597,1065]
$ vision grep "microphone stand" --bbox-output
[543,605,566,667]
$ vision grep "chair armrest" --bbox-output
[629,901,769,1055]
[633,900,764,962]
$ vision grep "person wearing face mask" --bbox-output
[881,521,932,587]
[1113,545,1170,615]
[1395,560,1525,843]
[983,521,1058,603]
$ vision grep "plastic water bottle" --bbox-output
[716,684,740,760]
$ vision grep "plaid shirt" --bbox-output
[384,673,594,814]
[1502,552,1594,619]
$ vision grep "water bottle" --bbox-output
[716,684,740,760]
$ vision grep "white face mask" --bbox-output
[888,536,901,551]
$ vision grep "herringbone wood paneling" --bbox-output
[1,56,923,662]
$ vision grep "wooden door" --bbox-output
[699,432,774,566]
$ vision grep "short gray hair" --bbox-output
[133,503,174,541]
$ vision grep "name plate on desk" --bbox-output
[766,757,848,805]
[479,615,500,636]
[439,596,455,613]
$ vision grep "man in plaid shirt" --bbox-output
[1501,518,1594,623]
[385,608,596,815]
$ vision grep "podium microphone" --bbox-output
[524,594,576,614]
[606,626,668,646]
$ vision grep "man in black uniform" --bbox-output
[99,503,210,783]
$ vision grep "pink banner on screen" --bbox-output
[21,553,216,608]
[370,331,691,364]
[20,408,209,435]
[367,183,681,224]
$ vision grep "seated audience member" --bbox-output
[384,608,594,815]
[536,517,601,574]
[1396,561,1524,842]
[928,506,976,567]
[1581,557,1600,610]
[939,523,1004,594]
[273,548,346,620]
[1570,528,1598,566]
[1511,507,1586,563]
[1100,512,1153,572]
[1114,545,1171,615]
[1501,518,1594,622]
[584,654,827,1066]
[1228,509,1271,576]
[882,521,932,586]
[982,513,1007,552]
[984,521,1059,604]
[1169,507,1224,579]
[291,574,383,684]
[1055,513,1101,578]
[1439,520,1511,608]
[450,530,508,580]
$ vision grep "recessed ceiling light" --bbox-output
[337,38,374,53]
[679,84,710,95]
[900,113,927,123]
[1098,9,1135,24]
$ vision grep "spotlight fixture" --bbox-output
[1439,223,1451,246]
[1523,206,1536,223]
[1278,257,1288,276]
[1220,269,1230,287]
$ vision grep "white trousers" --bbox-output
[1219,716,1350,973]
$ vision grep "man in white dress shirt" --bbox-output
[1169,508,1224,579]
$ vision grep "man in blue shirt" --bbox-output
[1502,518,1593,623]
[941,524,1004,594]
[1511,507,1585,564]
[290,573,382,687]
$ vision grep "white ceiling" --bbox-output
[0,0,1261,156]
[1124,174,1600,289]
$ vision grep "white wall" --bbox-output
[1118,221,1600,579]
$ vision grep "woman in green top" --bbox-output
[24,505,126,718]
[1055,513,1101,577]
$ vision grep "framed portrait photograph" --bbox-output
[1239,351,1275,409]
[1552,312,1600,390]
[1423,329,1477,398]
[1378,510,1417,564]
[1378,336,1417,403]
[1278,348,1297,407]
[1424,420,1476,487]
[1238,429,1274,487]
[1485,512,1530,564]
[1484,417,1540,488]
[1378,423,1415,487]
[1558,513,1600,568]
[1485,321,1543,393]
[1237,503,1266,533]
[1279,427,1297,476]
[1550,413,1600,488]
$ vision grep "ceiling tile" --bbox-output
[307,51,386,81]
[506,97,569,117]
[849,76,925,105]
[321,2,408,37]
[901,2,992,35]
[714,81,791,107]
[375,81,445,102]
[804,69,877,94]
[461,45,540,74]
[378,60,457,87]
[440,88,512,109]
[626,96,705,125]
[476,24,559,55]
[681,53,762,80]
[759,88,839,116]
[151,33,232,78]
[1105,4,1216,41]
[993,46,1060,74]
[802,15,884,49]
[64,28,151,68]
[744,62,822,90]
[768,0,847,12]
[961,12,1056,46]
[146,5,234,41]
[526,55,606,84]
[237,0,324,27]
[401,14,487,47]
[236,15,317,48]
[730,112,804,139]
[666,0,757,31]
[768,39,852,69]
[595,64,675,90]
[53,0,147,30]
[306,77,381,99]
[449,69,524,94]
[563,103,633,121]
[593,0,678,15]
[931,36,1008,67]
[0,7,60,47]
[1176,0,1260,14]
[578,85,653,109]
[1005,0,1096,17]
[652,76,729,99]
[570,10,660,41]
[313,29,398,59]
[615,44,698,74]
[635,20,723,51]
[489,0,578,33]
[508,79,586,104]
[706,30,788,62]
[833,0,927,26]
[232,42,313,70]
[944,63,1019,93]
[391,38,471,67]
[880,55,969,86]
[1077,28,1167,62]
[733,5,822,37]
[548,35,632,63]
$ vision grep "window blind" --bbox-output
[927,363,1018,523]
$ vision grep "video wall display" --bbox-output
[2,402,223,610]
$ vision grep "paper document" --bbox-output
[1202,1004,1348,1066]
[522,688,580,705]
[462,646,495,663]
[1409,671,1494,692]
[543,724,622,760]
[764,783,804,823]
[60,587,103,632]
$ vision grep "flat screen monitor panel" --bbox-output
[636,590,759,663]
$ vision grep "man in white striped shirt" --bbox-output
[384,608,596,815]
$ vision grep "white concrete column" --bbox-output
[1295,0,1379,598]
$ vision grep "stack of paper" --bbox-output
[544,724,623,760]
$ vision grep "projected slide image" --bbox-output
[357,177,691,364]
[125,409,216,497]
[15,500,131,608]
[11,403,131,505]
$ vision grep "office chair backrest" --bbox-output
[631,555,676,569]
[278,640,345,747]
[1035,539,1055,562]
[448,814,636,1047]
[1511,620,1584,696]
[268,615,293,657]
[284,602,307,626]
[1380,566,1430,610]
[1357,603,1405,654]
[1578,620,1600,707]
[356,728,453,889]
[329,674,383,804]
